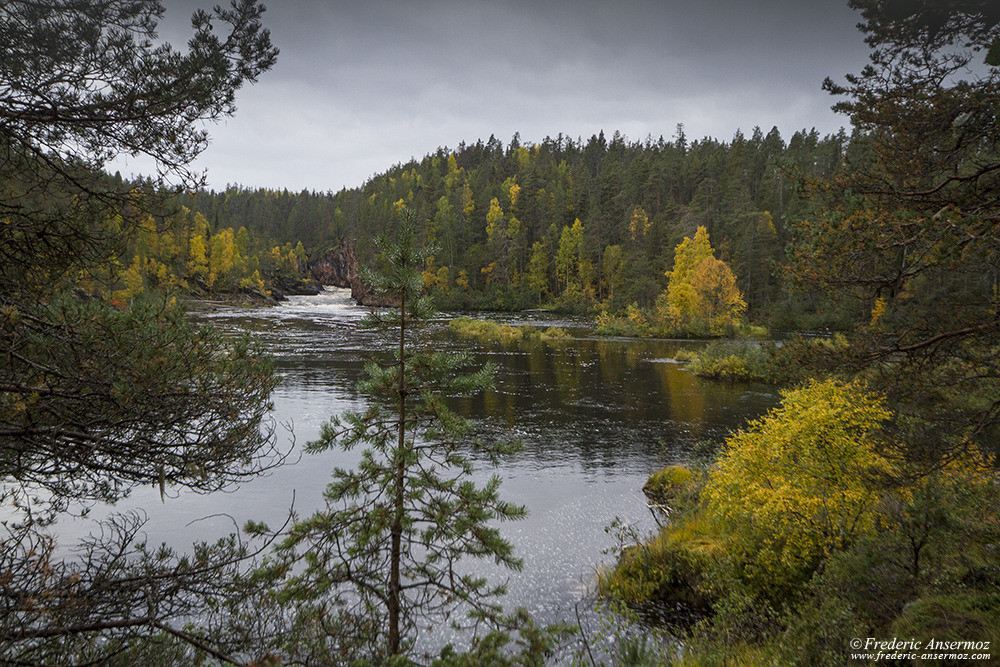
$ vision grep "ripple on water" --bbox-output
[58,293,780,659]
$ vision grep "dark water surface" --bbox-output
[64,288,780,656]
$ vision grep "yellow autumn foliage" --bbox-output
[663,226,746,334]
[703,379,896,592]
[690,255,746,334]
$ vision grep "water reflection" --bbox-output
[65,288,779,657]
[416,329,776,472]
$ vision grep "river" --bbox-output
[63,287,780,658]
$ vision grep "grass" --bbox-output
[597,466,720,612]
[447,316,569,343]
[687,340,775,381]
[643,465,698,512]
[891,593,1000,648]
[595,511,722,610]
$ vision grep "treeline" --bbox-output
[182,185,342,253]
[181,126,854,320]
[331,127,850,316]
[77,197,311,304]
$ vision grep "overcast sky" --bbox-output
[127,0,873,193]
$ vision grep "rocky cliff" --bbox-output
[307,242,387,305]
[308,241,356,287]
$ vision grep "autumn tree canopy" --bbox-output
[663,226,746,335]
[704,380,895,599]
[0,1,282,661]
[799,0,1000,459]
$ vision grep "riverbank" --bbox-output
[91,290,781,661]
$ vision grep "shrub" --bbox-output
[702,380,897,601]
[602,379,1000,664]
[688,340,774,381]
[595,512,720,611]
[673,348,698,363]
[448,317,569,343]
[690,354,752,380]
[595,305,651,337]
[642,465,699,517]
[542,326,570,339]
[735,322,770,340]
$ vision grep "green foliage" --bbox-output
[690,354,752,382]
[611,634,663,667]
[525,240,551,299]
[596,228,758,339]
[431,610,574,666]
[734,322,769,339]
[594,304,653,337]
[166,124,862,322]
[3,294,279,512]
[268,213,531,661]
[216,125,850,316]
[672,348,698,363]
[117,207,276,301]
[555,219,586,295]
[448,317,569,344]
[595,512,720,610]
[601,5,1000,662]
[597,467,714,610]
[0,1,281,661]
[890,594,1000,648]
[687,340,775,382]
[642,465,697,509]
[800,0,1000,460]
[777,454,1000,663]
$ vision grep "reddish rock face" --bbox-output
[307,242,357,288]
[307,242,392,306]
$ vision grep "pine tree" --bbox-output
[1,2,281,659]
[270,211,527,660]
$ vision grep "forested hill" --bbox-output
[183,126,854,317]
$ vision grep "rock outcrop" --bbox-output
[268,276,323,301]
[307,241,389,305]
[308,241,357,289]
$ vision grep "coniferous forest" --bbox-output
[176,125,850,326]
[2,0,999,665]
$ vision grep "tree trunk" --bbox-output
[388,289,406,656]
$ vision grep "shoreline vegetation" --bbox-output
[598,380,1000,665]
[447,316,570,343]
[446,311,849,388]
[7,0,1000,662]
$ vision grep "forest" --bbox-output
[174,124,850,327]
[1,0,999,664]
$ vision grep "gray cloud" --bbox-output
[135,0,872,191]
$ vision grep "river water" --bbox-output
[63,287,780,657]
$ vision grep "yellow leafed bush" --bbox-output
[703,379,897,595]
